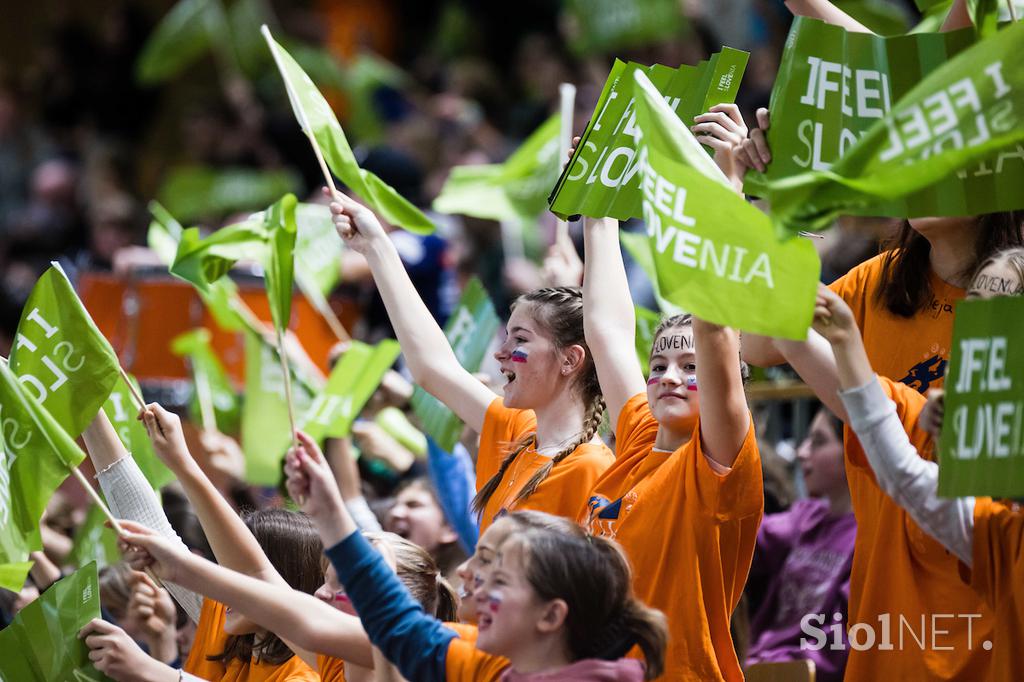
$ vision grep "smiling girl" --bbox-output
[327,191,612,531]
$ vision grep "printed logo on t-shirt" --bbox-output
[583,492,638,539]
[898,354,947,393]
[929,297,955,319]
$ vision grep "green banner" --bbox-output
[157,165,300,222]
[135,0,228,84]
[68,504,121,571]
[563,0,686,56]
[170,328,241,435]
[147,201,185,266]
[0,562,112,682]
[262,27,434,235]
[549,48,749,221]
[240,329,319,485]
[747,18,1024,235]
[101,373,174,489]
[410,278,500,452]
[619,230,683,316]
[938,295,1024,497]
[633,70,820,340]
[0,361,84,591]
[635,304,661,377]
[301,340,400,441]
[9,264,121,439]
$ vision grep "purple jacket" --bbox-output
[502,658,646,682]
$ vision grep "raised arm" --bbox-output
[692,320,750,467]
[141,404,283,586]
[582,217,647,430]
[784,0,873,32]
[329,190,495,432]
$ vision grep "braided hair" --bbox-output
[471,287,605,516]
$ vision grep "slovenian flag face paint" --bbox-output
[686,375,698,391]
[488,591,502,613]
[511,348,528,363]
[646,374,660,386]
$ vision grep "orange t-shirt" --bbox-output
[316,654,345,681]
[968,498,1024,682]
[842,377,994,680]
[443,622,509,682]
[184,599,320,682]
[581,394,762,681]
[475,397,613,533]
[829,252,964,393]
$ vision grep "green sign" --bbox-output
[0,563,111,682]
[939,295,1024,497]
[101,373,174,489]
[747,17,1024,235]
[411,278,500,452]
[635,305,661,377]
[549,48,748,221]
[563,0,686,56]
[633,70,820,340]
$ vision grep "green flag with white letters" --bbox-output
[632,70,820,339]
[549,48,748,221]
[8,264,121,438]
[101,372,174,489]
[939,295,1024,497]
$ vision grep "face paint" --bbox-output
[487,591,502,613]
[686,375,698,392]
[511,348,528,363]
[652,333,693,354]
[647,375,660,386]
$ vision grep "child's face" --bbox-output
[455,518,515,623]
[647,325,700,430]
[473,541,558,660]
[315,562,356,616]
[796,410,845,499]
[494,305,567,410]
[384,483,455,555]
[967,259,1023,300]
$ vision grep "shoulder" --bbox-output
[483,397,536,437]
[614,393,658,452]
[829,252,889,300]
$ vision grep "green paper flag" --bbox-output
[0,562,112,682]
[632,70,820,339]
[563,0,686,56]
[938,295,1024,497]
[294,203,344,298]
[747,18,1024,236]
[262,27,434,235]
[157,165,301,223]
[68,504,121,571]
[8,264,121,438]
[0,361,85,591]
[240,329,319,485]
[635,305,662,377]
[170,329,241,435]
[301,340,401,441]
[434,115,561,225]
[102,373,174,489]
[549,48,749,221]
[136,0,229,84]
[375,406,427,457]
[619,230,683,316]
[410,278,501,452]
[147,201,185,266]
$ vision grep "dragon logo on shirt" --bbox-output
[898,354,946,393]
[583,492,638,539]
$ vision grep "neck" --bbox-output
[533,392,587,455]
[344,662,372,682]
[509,636,574,675]
[927,230,976,288]
[653,415,697,452]
[824,488,852,517]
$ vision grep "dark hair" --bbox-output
[503,517,667,680]
[365,531,459,621]
[472,287,605,516]
[969,246,1024,296]
[208,509,324,666]
[876,213,1023,317]
[651,313,750,383]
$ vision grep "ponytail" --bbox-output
[434,574,459,622]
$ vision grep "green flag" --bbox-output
[635,305,662,377]
[619,230,683,316]
[102,373,174,489]
[170,194,298,332]
[375,406,427,457]
[262,27,434,235]
[549,48,749,221]
[157,165,300,223]
[938,295,1024,497]
[0,361,85,591]
[301,340,401,441]
[240,329,319,485]
[8,264,121,438]
[294,202,344,298]
[67,503,121,571]
[563,0,686,56]
[632,70,820,340]
[747,18,1024,236]
[170,329,241,434]
[410,278,500,452]
[147,201,185,266]
[136,0,229,84]
[434,114,561,223]
[0,562,112,682]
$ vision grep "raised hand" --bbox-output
[116,519,194,584]
[125,571,179,664]
[542,228,584,287]
[324,188,389,254]
[285,430,353,547]
[139,404,193,472]
[691,103,749,192]
[78,618,177,682]
[920,388,945,438]
[735,107,772,174]
[810,283,858,346]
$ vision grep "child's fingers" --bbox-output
[755,107,770,130]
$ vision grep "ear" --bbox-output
[439,523,459,547]
[535,598,569,635]
[560,344,586,377]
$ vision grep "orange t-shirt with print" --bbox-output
[842,377,993,680]
[968,498,1024,682]
[829,252,964,393]
[443,622,509,682]
[316,654,345,681]
[580,394,762,681]
[475,397,613,533]
[184,599,320,682]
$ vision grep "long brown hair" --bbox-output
[876,212,1023,317]
[502,514,667,680]
[365,531,459,622]
[472,287,605,516]
[208,509,324,666]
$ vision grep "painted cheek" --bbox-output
[488,592,502,613]
[686,375,698,392]
[511,348,528,363]
[647,375,660,386]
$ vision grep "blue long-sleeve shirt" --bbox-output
[325,531,457,682]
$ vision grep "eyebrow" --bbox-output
[507,326,532,336]
[649,352,696,362]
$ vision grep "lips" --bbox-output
[659,391,687,400]
[476,611,494,630]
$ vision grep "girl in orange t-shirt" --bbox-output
[328,192,612,532]
[579,211,763,681]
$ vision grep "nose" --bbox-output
[314,584,333,603]
[456,558,472,584]
[796,437,812,462]
[493,340,510,362]
[659,363,684,385]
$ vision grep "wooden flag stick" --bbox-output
[118,366,146,412]
[274,325,301,454]
[556,83,577,245]
[1009,0,1018,22]
[192,363,218,433]
[302,282,350,342]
